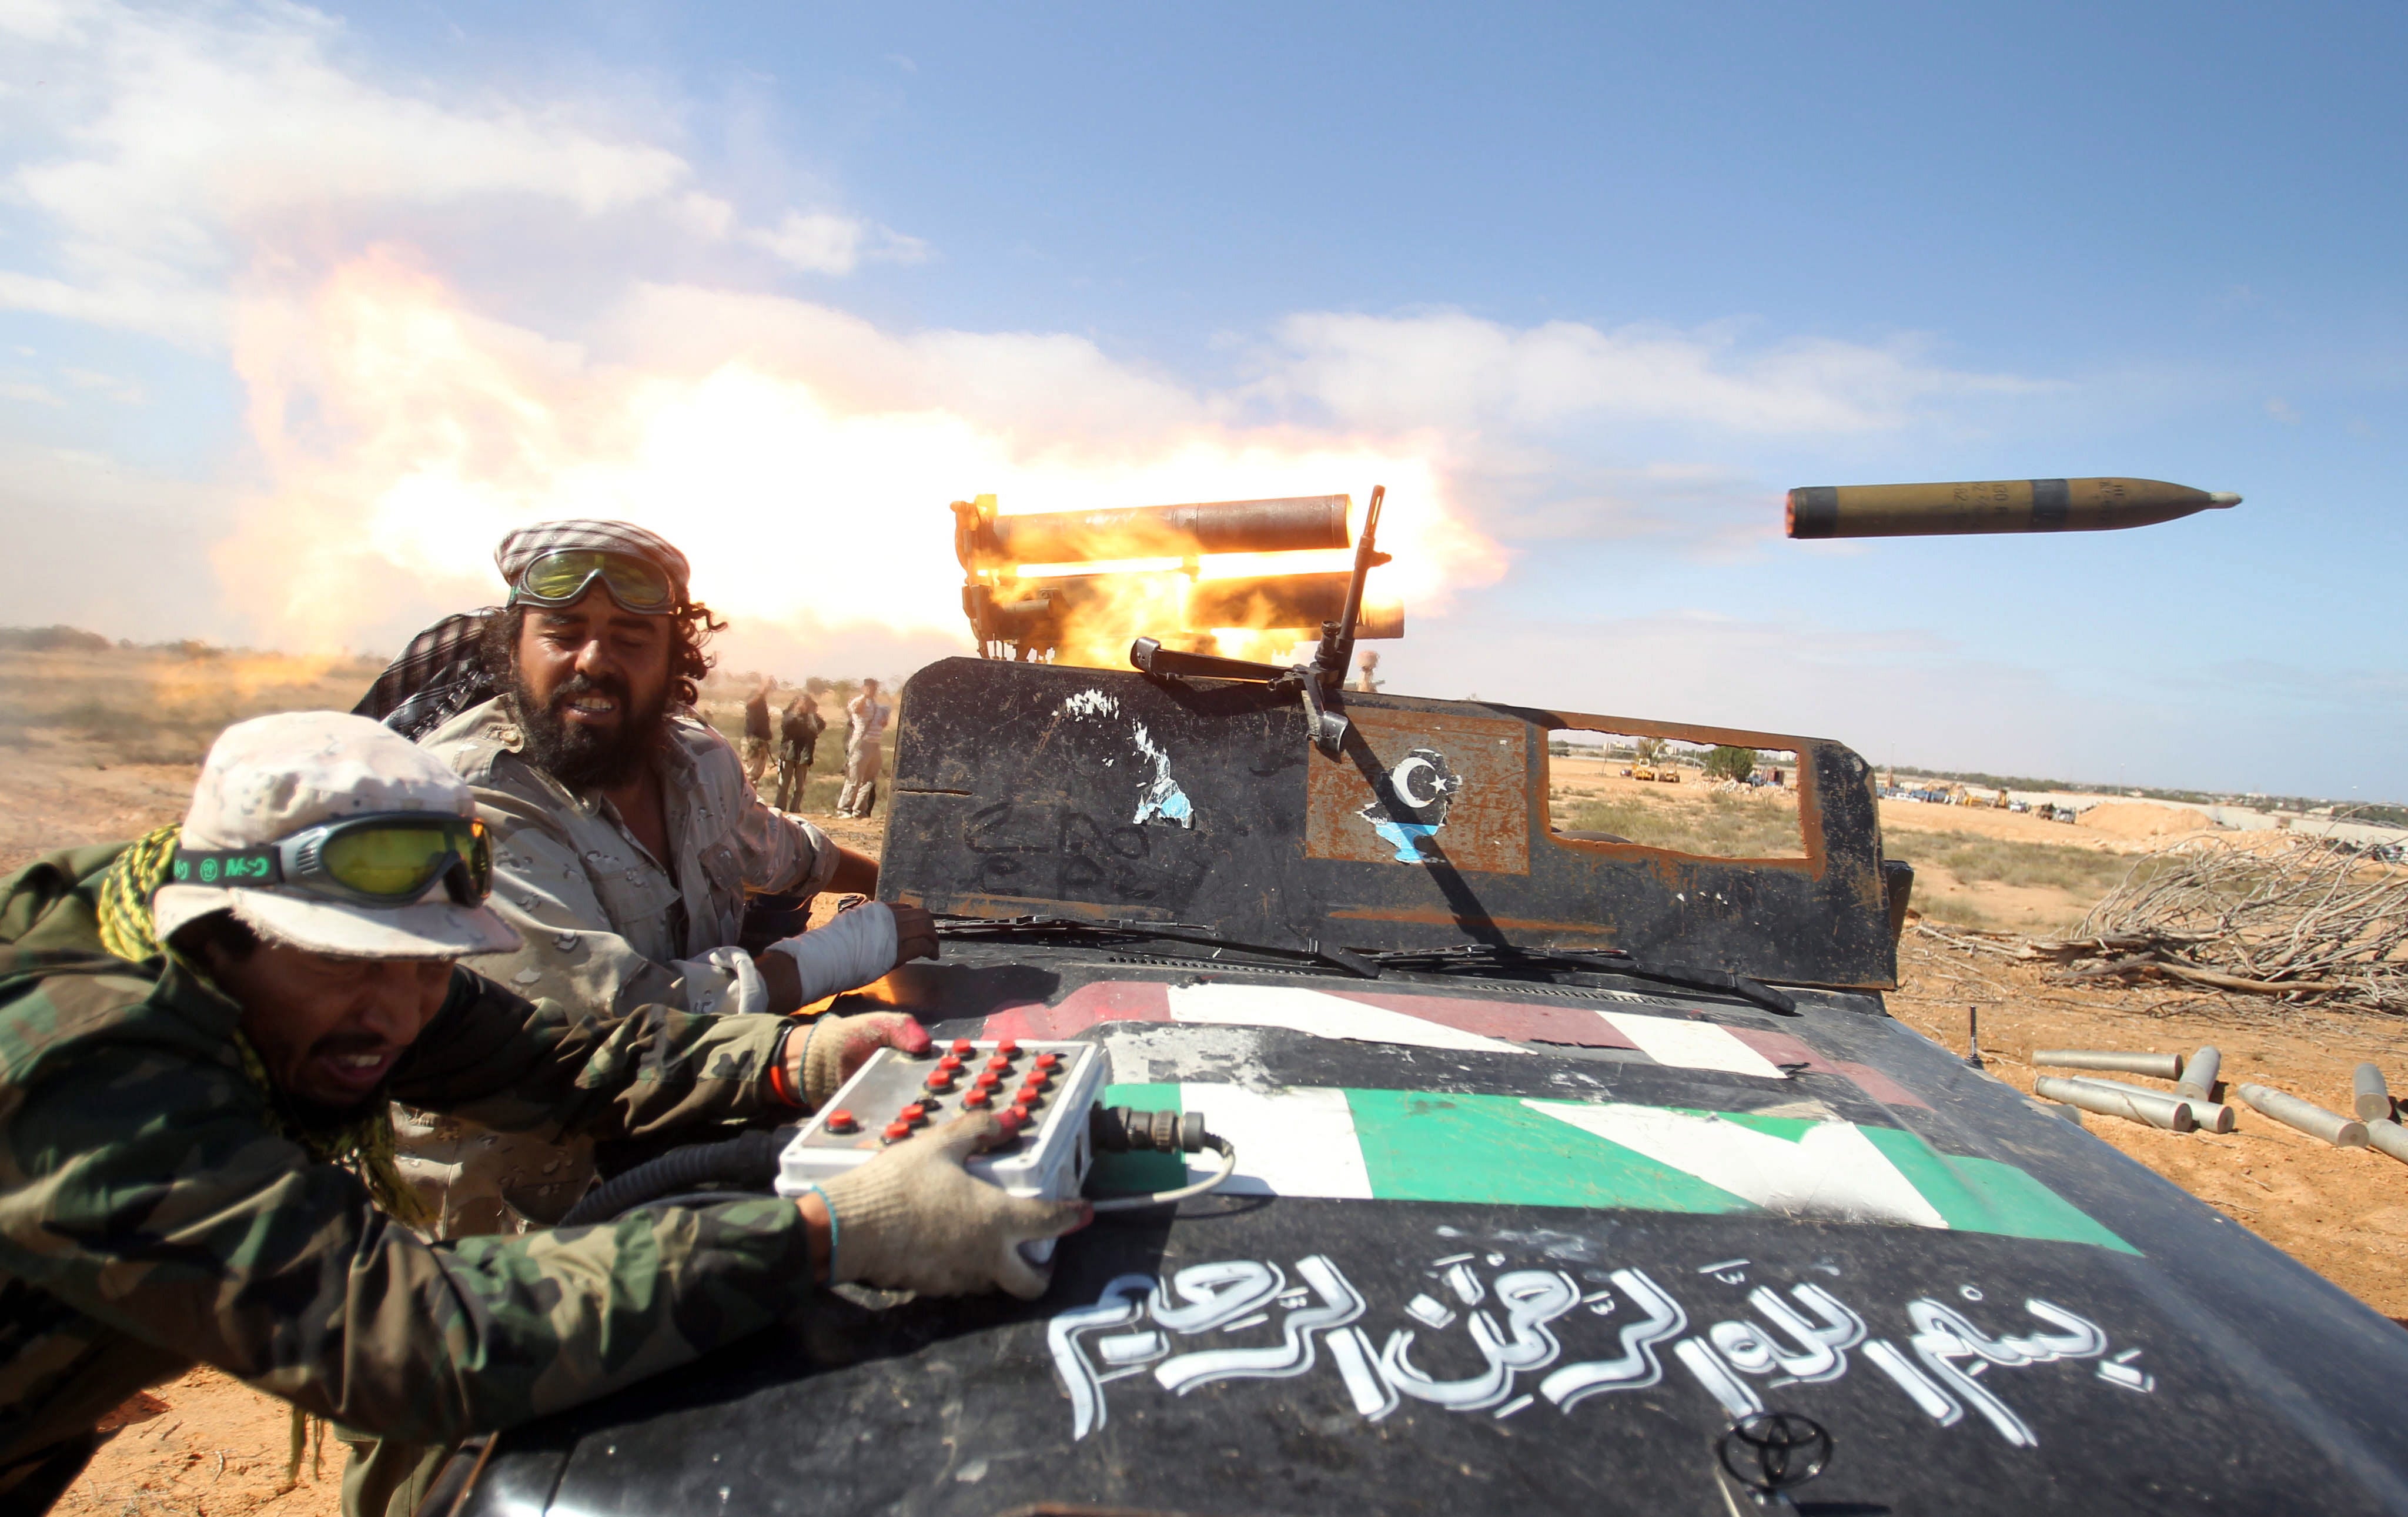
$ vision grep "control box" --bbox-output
[774,1038,1108,1259]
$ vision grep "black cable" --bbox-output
[558,1130,784,1227]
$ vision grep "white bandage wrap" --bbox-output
[765,903,899,1004]
[683,945,769,1015]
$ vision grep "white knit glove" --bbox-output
[764,901,900,1004]
[794,1010,930,1109]
[821,1113,1089,1299]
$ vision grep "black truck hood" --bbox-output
[460,950,2408,1515]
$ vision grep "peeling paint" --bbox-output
[1131,724,1195,828]
[1061,690,1196,828]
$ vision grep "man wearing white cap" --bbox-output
[357,520,937,1235]
[0,713,1083,1517]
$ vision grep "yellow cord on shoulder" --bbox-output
[95,823,179,964]
[96,822,430,1227]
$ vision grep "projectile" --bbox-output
[1784,477,2240,539]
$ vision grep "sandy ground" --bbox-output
[56,1366,341,1516]
[12,716,2399,1507]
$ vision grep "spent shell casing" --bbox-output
[2033,1048,2183,1081]
[2034,1075,2195,1133]
[1785,477,2239,539]
[2236,1084,2369,1148]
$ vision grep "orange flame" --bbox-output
[213,252,1504,669]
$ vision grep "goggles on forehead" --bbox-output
[508,549,680,615]
[170,814,494,909]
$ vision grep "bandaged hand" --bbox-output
[819,1113,1091,1299]
[760,901,941,1008]
[791,1010,933,1108]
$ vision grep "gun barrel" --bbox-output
[961,495,1352,569]
[1785,477,2240,539]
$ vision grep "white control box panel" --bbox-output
[774,1038,1106,1257]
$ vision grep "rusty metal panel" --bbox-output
[881,657,1897,988]
[1304,707,1529,875]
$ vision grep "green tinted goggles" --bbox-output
[508,549,678,614]
[170,815,493,908]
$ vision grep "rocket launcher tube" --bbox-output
[1785,478,2240,539]
[961,495,1352,569]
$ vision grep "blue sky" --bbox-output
[1,1,2402,798]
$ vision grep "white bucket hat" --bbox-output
[152,711,524,959]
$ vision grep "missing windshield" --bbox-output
[1546,730,1807,860]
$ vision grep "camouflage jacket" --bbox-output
[0,843,815,1472]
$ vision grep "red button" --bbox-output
[901,1104,926,1124]
[1034,1052,1060,1070]
[997,1039,1020,1056]
[998,1107,1026,1136]
[985,1055,1012,1072]
[975,1072,1001,1091]
[964,1089,991,1108]
[1016,1091,1045,1111]
[949,1038,973,1055]
[1021,1069,1052,1089]
[825,1110,857,1134]
[883,1121,911,1141]
[1009,1101,1032,1125]
[924,1072,954,1092]
[937,1054,964,1072]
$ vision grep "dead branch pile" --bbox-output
[2066,837,2406,1010]
[1910,836,2408,1012]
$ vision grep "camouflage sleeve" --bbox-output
[0,980,815,1445]
[390,969,795,1141]
[467,777,747,1017]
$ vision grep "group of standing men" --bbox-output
[740,673,887,821]
[0,520,1077,1517]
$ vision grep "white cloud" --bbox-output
[1252,310,2035,436]
[743,210,930,276]
[0,0,927,345]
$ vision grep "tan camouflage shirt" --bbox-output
[422,697,841,1020]
[403,699,841,1236]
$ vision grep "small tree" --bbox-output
[1633,736,1670,768]
[1704,744,1759,782]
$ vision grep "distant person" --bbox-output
[741,674,775,787]
[0,711,1082,1517]
[775,692,827,811]
[838,678,889,820]
[354,521,934,1239]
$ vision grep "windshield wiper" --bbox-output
[933,914,1381,980]
[1366,942,1797,1016]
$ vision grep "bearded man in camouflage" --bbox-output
[0,713,1083,1517]
[363,521,938,1236]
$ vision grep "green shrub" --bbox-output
[1557,792,1805,858]
[1704,745,1759,782]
